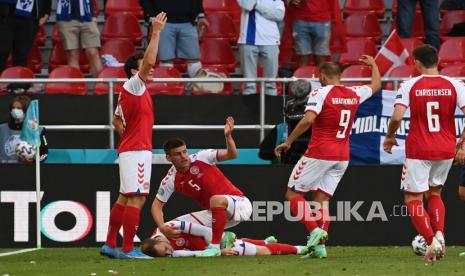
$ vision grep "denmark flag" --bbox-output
[374,30,412,76]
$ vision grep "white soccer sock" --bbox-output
[187,61,202,77]
[160,62,174,67]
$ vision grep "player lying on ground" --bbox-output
[152,117,253,257]
[140,221,308,257]
[274,56,381,259]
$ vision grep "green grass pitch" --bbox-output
[1,247,464,276]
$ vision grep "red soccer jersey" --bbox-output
[115,74,154,154]
[156,150,244,209]
[395,75,465,160]
[304,85,373,160]
[291,0,331,22]
[150,229,207,251]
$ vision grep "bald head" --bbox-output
[319,62,341,85]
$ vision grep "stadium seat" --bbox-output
[94,67,127,95]
[339,38,378,67]
[438,37,465,68]
[202,13,237,45]
[100,39,136,64]
[343,0,386,18]
[191,67,234,95]
[0,66,35,92]
[48,42,90,73]
[439,10,465,41]
[203,0,232,14]
[230,0,241,32]
[440,64,465,77]
[293,66,320,78]
[52,23,61,45]
[101,13,143,45]
[6,43,42,73]
[200,39,238,72]
[344,13,382,44]
[400,38,423,61]
[105,0,144,19]
[385,65,419,90]
[35,25,46,46]
[341,65,372,86]
[146,66,184,95]
[45,66,88,95]
[391,11,425,40]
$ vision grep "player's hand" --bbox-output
[224,116,234,137]
[159,224,181,239]
[221,249,238,256]
[383,136,399,154]
[359,55,377,67]
[152,12,167,33]
[274,142,291,157]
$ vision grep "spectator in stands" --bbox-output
[237,0,285,95]
[140,0,208,77]
[0,0,51,73]
[56,0,102,76]
[397,0,441,49]
[0,95,48,163]
[288,0,331,66]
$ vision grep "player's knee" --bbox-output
[127,195,146,208]
[459,187,465,201]
[404,192,422,203]
[209,195,228,208]
[285,189,301,201]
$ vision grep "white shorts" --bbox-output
[287,156,349,196]
[401,158,453,193]
[119,150,152,196]
[173,195,252,229]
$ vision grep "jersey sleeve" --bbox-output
[170,221,212,244]
[305,88,326,115]
[453,79,465,109]
[122,73,146,96]
[193,149,218,165]
[156,167,176,203]
[351,85,373,104]
[394,82,410,108]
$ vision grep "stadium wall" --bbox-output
[1,164,464,247]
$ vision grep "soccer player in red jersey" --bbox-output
[140,221,308,257]
[384,44,465,264]
[100,12,167,259]
[152,117,253,257]
[275,56,381,258]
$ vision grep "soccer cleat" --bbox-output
[220,231,237,249]
[195,245,221,257]
[264,236,278,244]
[100,244,117,258]
[117,248,153,259]
[306,228,328,249]
[302,244,327,259]
[296,245,309,255]
[424,237,442,265]
[435,231,446,258]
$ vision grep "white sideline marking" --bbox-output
[0,248,40,257]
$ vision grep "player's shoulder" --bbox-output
[162,166,177,182]
[440,75,465,87]
[309,85,333,98]
[191,149,217,162]
[398,75,424,91]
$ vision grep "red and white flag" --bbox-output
[375,30,412,76]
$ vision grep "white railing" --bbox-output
[2,77,464,148]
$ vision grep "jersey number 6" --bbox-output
[426,101,440,132]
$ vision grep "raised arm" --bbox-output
[139,12,167,82]
[216,116,238,162]
[360,55,381,94]
[274,111,317,157]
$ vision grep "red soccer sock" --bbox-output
[105,203,125,248]
[289,196,318,233]
[316,208,331,244]
[241,238,266,246]
[407,200,435,245]
[211,207,227,245]
[265,243,298,255]
[427,195,445,235]
[122,206,140,253]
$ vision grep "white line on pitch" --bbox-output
[0,248,40,257]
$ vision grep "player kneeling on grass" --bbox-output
[152,117,253,257]
[140,220,308,257]
[274,56,381,259]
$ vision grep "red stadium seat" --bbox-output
[0,66,35,92]
[202,13,237,45]
[344,13,382,44]
[191,67,234,95]
[6,43,42,73]
[101,13,143,45]
[101,39,136,63]
[105,0,144,19]
[341,65,372,86]
[94,67,127,95]
[439,10,465,41]
[230,0,241,31]
[438,37,465,68]
[391,11,425,40]
[440,64,465,77]
[48,42,90,73]
[146,66,184,95]
[203,0,232,14]
[45,66,87,95]
[35,25,46,46]
[339,38,378,67]
[52,23,61,45]
[385,65,419,90]
[293,66,320,78]
[400,38,423,61]
[200,39,238,72]
[343,0,386,18]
